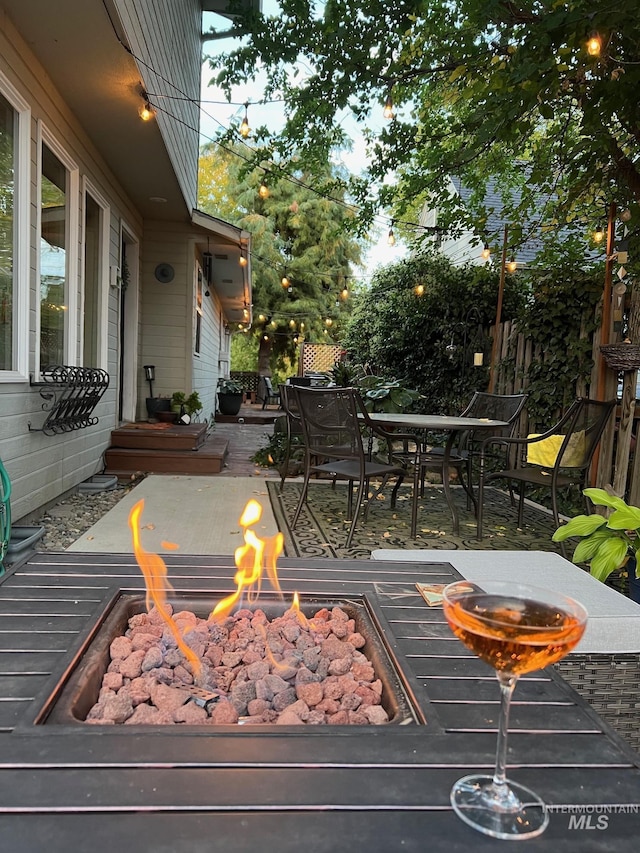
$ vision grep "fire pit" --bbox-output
[36,590,422,728]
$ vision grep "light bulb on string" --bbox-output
[281,273,290,289]
[387,223,396,247]
[139,99,156,122]
[481,243,491,260]
[383,91,395,120]
[239,250,248,267]
[263,334,269,341]
[258,314,266,323]
[415,284,424,296]
[506,258,517,273]
[258,176,269,199]
[341,287,349,300]
[325,318,333,327]
[289,319,296,329]
[239,102,250,138]
[593,224,605,243]
[586,31,602,57]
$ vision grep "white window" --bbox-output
[81,179,109,369]
[37,127,78,371]
[0,73,30,381]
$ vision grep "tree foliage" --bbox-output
[208,1,640,251]
[198,143,362,371]
[342,249,526,413]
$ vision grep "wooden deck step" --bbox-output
[110,422,207,451]
[104,434,228,478]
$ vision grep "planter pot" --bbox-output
[627,557,640,604]
[146,397,171,419]
[217,392,243,416]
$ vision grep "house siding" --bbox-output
[0,15,142,521]
[115,0,201,211]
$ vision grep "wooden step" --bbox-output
[110,422,207,451]
[104,435,229,477]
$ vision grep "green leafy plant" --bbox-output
[356,375,422,413]
[552,488,640,583]
[170,391,202,416]
[217,379,243,395]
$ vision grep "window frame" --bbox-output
[35,121,79,375]
[81,177,110,370]
[0,70,30,383]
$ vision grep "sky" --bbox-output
[199,10,407,280]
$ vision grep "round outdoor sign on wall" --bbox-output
[154,263,175,283]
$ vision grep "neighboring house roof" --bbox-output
[422,175,587,269]
[449,176,551,267]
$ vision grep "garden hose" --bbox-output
[0,457,11,574]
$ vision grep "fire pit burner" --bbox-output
[36,591,422,728]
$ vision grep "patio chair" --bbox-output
[259,376,281,409]
[290,386,405,548]
[390,392,528,537]
[277,383,303,492]
[476,396,616,544]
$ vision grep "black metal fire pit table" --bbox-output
[0,552,638,852]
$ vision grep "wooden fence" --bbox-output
[490,319,639,504]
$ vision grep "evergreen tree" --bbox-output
[198,143,363,372]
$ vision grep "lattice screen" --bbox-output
[299,344,344,375]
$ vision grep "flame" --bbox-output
[128,499,201,679]
[290,591,309,629]
[210,499,284,621]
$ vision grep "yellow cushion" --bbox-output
[526,431,586,467]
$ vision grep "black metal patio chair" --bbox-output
[390,392,528,537]
[258,376,281,409]
[476,396,616,545]
[290,386,405,548]
[277,383,303,492]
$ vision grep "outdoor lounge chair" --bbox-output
[290,386,405,548]
[476,396,617,544]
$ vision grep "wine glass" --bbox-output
[442,579,588,840]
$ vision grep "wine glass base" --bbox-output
[451,774,549,840]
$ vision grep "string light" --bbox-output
[387,223,396,247]
[239,102,250,138]
[593,224,605,243]
[506,258,517,273]
[586,31,602,57]
[481,242,491,260]
[258,176,269,199]
[281,273,290,288]
[139,99,156,121]
[341,287,349,300]
[239,250,248,267]
[383,92,395,120]
[414,284,424,296]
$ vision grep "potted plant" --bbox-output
[552,487,640,602]
[217,378,244,416]
[171,391,202,418]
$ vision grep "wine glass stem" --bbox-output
[493,673,518,796]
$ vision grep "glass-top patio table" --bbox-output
[365,413,508,535]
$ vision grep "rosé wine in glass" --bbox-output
[442,580,588,840]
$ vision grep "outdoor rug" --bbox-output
[268,481,567,560]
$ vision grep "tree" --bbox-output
[342,249,526,413]
[198,143,363,372]
[208,1,640,253]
